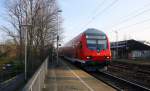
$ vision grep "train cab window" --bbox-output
[79,42,82,49]
[97,40,107,50]
[87,40,97,50]
[87,39,107,50]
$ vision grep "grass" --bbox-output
[0,56,23,72]
[0,57,12,64]
[0,56,24,84]
[0,56,13,71]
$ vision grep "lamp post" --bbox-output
[21,24,31,81]
[56,10,62,65]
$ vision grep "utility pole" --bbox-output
[56,10,62,65]
[22,0,33,81]
[25,26,27,80]
[56,35,59,65]
[21,24,31,81]
[114,31,118,59]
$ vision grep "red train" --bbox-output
[60,28,111,70]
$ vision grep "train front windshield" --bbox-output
[86,35,107,51]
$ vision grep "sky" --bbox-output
[0,0,7,42]
[58,0,150,44]
[0,0,150,44]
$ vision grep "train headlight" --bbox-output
[106,56,110,59]
[86,56,92,59]
[105,56,110,59]
[87,56,90,59]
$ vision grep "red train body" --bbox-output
[60,28,111,69]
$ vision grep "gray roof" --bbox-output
[84,28,106,35]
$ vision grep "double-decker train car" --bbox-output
[60,28,111,70]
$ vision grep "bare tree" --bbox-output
[1,0,63,78]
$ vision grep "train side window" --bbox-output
[79,42,82,49]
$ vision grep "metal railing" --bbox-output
[22,57,48,91]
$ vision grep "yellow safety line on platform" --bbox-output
[62,62,95,91]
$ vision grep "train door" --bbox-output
[76,41,82,59]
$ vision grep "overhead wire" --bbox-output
[70,0,107,37]
[79,0,119,31]
[102,2,150,42]
[117,18,150,30]
[106,2,150,30]
[90,0,106,15]
[73,0,106,31]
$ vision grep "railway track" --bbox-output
[64,58,150,91]
[90,71,150,91]
[108,63,150,87]
[109,64,150,75]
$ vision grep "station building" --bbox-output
[111,39,150,59]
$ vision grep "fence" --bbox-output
[22,57,48,91]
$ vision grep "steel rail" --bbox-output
[98,71,150,91]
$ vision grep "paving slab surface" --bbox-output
[43,59,116,91]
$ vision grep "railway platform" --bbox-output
[42,58,116,91]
